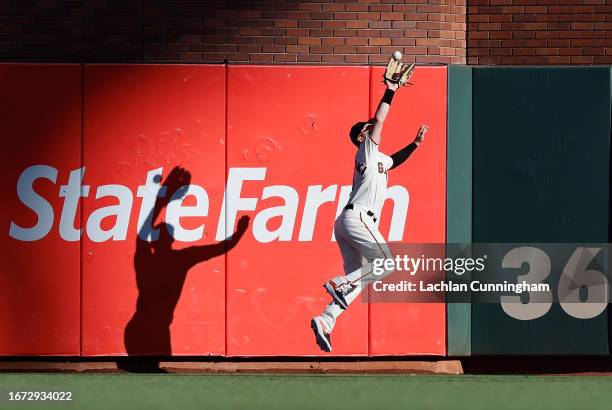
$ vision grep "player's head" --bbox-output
[349,120,373,148]
[152,222,175,252]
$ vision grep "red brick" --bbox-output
[523,56,547,63]
[536,47,560,55]
[345,54,369,63]
[262,44,285,53]
[322,37,345,46]
[558,47,582,55]
[249,53,274,62]
[490,47,512,55]
[297,54,321,62]
[490,31,513,39]
[345,4,369,12]
[392,38,417,46]
[416,38,442,46]
[369,37,391,46]
[513,14,537,22]
[525,5,547,12]
[286,44,309,53]
[370,54,391,63]
[346,20,368,29]
[334,45,358,53]
[478,23,501,30]
[309,45,333,53]
[356,46,380,54]
[416,21,442,30]
[571,38,595,46]
[298,37,321,45]
[298,20,321,28]
[501,56,525,64]
[547,39,570,47]
[322,4,345,12]
[358,12,381,20]
[513,47,536,55]
[334,12,358,19]
[502,39,524,47]
[322,20,346,29]
[309,29,334,37]
[285,28,308,36]
[273,53,297,62]
[513,31,536,39]
[392,21,419,29]
[405,29,428,38]
[490,14,513,22]
[536,31,560,39]
[274,19,297,28]
[370,21,392,29]
[346,37,368,46]
[582,47,605,55]
[298,3,321,12]
[274,37,298,45]
[570,55,594,63]
[593,56,612,63]
[570,22,594,30]
[525,39,547,47]
[547,56,570,64]
[370,5,394,12]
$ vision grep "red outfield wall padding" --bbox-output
[2,64,447,357]
[225,66,370,356]
[368,66,447,356]
[81,65,226,355]
[0,64,81,355]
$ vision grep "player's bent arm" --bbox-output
[390,125,428,170]
[390,142,418,170]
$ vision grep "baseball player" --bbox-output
[310,69,428,352]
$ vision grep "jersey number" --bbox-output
[355,161,367,176]
[378,162,384,174]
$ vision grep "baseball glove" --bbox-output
[384,60,415,86]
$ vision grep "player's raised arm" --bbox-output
[369,80,399,145]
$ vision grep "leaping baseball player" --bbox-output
[311,57,429,352]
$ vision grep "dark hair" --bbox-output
[349,119,373,148]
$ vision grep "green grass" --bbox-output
[1,373,611,410]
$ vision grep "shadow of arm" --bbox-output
[179,216,250,269]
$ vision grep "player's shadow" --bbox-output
[118,166,249,373]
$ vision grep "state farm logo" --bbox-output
[9,166,410,243]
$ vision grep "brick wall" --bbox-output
[467,0,612,65]
[0,0,609,65]
[1,0,465,64]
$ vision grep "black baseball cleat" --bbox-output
[311,317,332,352]
[324,280,349,310]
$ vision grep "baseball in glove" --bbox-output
[384,51,415,86]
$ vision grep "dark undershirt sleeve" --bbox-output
[390,142,418,170]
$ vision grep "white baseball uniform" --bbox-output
[321,135,395,331]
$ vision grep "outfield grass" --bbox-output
[1,373,611,410]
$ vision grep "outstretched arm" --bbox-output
[179,216,250,269]
[390,125,428,170]
[370,80,400,145]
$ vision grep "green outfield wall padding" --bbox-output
[446,65,473,356]
[470,67,611,355]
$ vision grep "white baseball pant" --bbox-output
[321,204,393,331]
